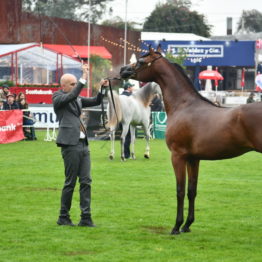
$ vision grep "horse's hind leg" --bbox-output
[130,125,136,159]
[109,129,115,160]
[181,159,199,233]
[171,153,186,235]
[143,122,150,159]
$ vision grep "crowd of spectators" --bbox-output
[0,84,37,140]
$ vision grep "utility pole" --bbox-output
[124,0,128,65]
[87,0,91,96]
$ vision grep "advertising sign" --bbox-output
[0,110,24,144]
[141,40,255,67]
[152,112,167,139]
[10,87,88,104]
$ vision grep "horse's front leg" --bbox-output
[171,153,187,235]
[120,123,129,161]
[181,159,199,233]
[109,129,115,160]
[130,125,136,159]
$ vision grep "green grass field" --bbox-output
[0,131,261,262]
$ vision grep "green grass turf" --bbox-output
[0,131,261,262]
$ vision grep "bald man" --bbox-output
[53,64,108,227]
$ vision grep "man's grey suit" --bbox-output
[53,81,103,219]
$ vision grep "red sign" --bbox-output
[9,87,89,104]
[0,110,24,144]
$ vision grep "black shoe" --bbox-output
[78,217,96,227]
[57,216,75,226]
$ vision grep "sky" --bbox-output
[106,0,262,36]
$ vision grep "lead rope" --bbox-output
[100,77,121,130]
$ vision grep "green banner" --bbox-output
[151,112,167,139]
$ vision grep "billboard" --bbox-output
[141,40,255,67]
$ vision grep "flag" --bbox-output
[0,110,24,144]
[241,68,245,88]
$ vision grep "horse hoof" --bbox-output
[121,157,126,162]
[171,229,180,235]
[181,227,191,233]
[109,155,114,160]
[131,154,136,160]
[144,154,150,159]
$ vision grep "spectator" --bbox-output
[246,92,255,104]
[121,81,134,159]
[0,98,4,110]
[18,97,37,141]
[0,84,10,101]
[150,93,163,112]
[3,94,19,110]
[16,92,26,103]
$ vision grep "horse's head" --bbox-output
[120,45,163,82]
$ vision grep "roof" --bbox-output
[43,44,112,59]
[0,43,37,57]
[141,32,210,41]
[0,43,81,70]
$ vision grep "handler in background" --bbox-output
[53,63,108,227]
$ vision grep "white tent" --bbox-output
[0,43,81,85]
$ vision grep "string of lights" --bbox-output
[100,36,168,53]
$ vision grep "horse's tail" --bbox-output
[106,91,122,130]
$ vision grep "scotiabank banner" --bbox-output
[10,87,88,104]
[0,110,24,144]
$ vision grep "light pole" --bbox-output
[87,0,91,96]
[124,0,128,65]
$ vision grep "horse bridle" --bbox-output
[130,54,163,78]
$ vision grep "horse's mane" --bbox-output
[171,63,219,107]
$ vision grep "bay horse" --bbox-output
[107,82,160,161]
[120,46,262,234]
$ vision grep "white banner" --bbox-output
[29,106,58,128]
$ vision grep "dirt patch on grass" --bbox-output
[142,225,167,234]
[23,187,59,192]
[64,250,96,256]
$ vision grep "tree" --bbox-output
[165,49,187,68]
[22,0,113,23]
[101,16,139,31]
[237,9,262,33]
[89,55,111,94]
[143,0,211,37]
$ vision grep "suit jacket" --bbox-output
[53,81,103,146]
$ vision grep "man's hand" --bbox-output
[81,63,89,80]
[99,79,109,95]
[100,79,109,87]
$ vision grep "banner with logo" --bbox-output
[10,87,88,104]
[0,110,24,144]
[151,112,167,139]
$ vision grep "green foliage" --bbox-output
[89,55,111,94]
[237,9,262,33]
[165,48,187,68]
[0,131,261,261]
[101,16,140,31]
[22,0,113,23]
[0,80,15,87]
[143,0,211,37]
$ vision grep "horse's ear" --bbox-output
[149,44,155,55]
[157,44,162,53]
